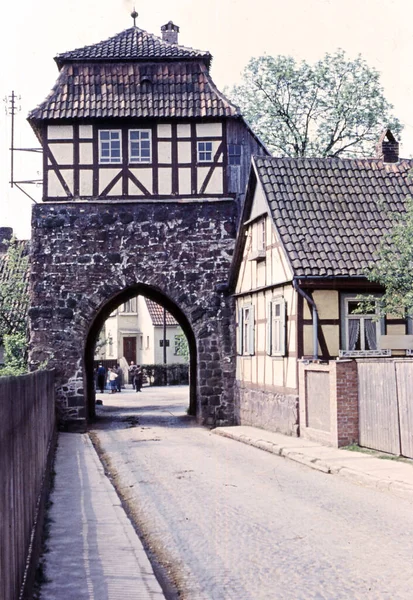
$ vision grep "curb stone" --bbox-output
[212,428,413,503]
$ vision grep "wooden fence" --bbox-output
[0,370,56,600]
[358,359,413,458]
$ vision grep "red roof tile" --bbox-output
[145,299,177,326]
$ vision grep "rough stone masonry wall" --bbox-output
[29,200,237,428]
[234,383,299,436]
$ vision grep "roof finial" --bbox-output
[131,8,138,27]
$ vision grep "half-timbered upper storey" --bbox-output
[28,20,267,202]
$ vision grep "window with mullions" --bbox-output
[197,141,213,162]
[129,130,152,163]
[339,294,388,357]
[99,130,121,164]
[266,298,286,356]
[237,304,255,355]
[228,144,242,165]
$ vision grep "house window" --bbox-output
[129,129,152,163]
[228,144,241,165]
[197,141,213,162]
[160,339,170,347]
[257,218,266,251]
[120,298,137,313]
[267,298,286,356]
[140,335,143,350]
[339,294,389,357]
[238,304,255,355]
[99,130,121,163]
[146,336,150,349]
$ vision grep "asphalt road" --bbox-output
[91,386,413,600]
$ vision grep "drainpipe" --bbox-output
[293,278,319,360]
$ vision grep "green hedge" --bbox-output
[142,363,189,386]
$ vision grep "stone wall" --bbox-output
[29,199,238,429]
[234,383,299,436]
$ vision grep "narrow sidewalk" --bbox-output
[213,426,413,502]
[39,433,165,600]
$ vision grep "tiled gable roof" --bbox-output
[255,156,413,277]
[28,60,239,121]
[54,27,212,69]
[145,299,178,326]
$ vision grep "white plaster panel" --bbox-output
[79,170,93,196]
[196,122,222,137]
[322,325,339,357]
[79,125,93,139]
[158,168,172,195]
[285,356,298,389]
[47,125,73,140]
[178,141,191,163]
[250,181,268,221]
[178,168,191,195]
[197,166,223,194]
[158,141,172,163]
[129,168,153,195]
[48,169,73,197]
[177,124,191,137]
[158,124,172,138]
[49,143,73,165]
[79,143,94,165]
[99,169,122,195]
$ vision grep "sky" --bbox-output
[1,0,413,239]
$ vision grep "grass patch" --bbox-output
[342,443,413,465]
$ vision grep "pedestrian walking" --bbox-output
[108,367,118,393]
[135,365,143,392]
[116,363,123,392]
[96,362,106,394]
[128,361,137,387]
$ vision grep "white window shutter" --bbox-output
[248,305,255,355]
[266,301,272,355]
[280,299,286,356]
[237,307,243,355]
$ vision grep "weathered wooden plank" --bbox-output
[358,361,400,455]
[395,362,413,459]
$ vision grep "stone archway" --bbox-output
[84,284,197,421]
[29,199,237,430]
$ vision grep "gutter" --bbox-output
[293,278,319,360]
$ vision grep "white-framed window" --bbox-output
[339,294,389,357]
[237,304,255,355]
[99,130,122,163]
[266,298,286,356]
[120,298,137,313]
[197,141,213,162]
[228,144,242,165]
[129,129,152,163]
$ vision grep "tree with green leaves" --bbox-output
[361,197,413,319]
[0,238,29,375]
[228,50,402,158]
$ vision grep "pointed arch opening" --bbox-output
[84,284,196,422]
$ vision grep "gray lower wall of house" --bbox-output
[234,381,299,436]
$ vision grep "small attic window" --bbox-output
[140,67,153,86]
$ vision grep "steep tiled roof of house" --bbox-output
[0,240,30,335]
[28,61,239,121]
[28,25,239,123]
[254,156,413,277]
[54,27,212,69]
[145,299,177,326]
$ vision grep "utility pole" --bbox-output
[163,306,167,385]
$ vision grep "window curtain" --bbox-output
[364,319,377,350]
[348,319,360,350]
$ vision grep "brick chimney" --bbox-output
[0,227,13,254]
[376,129,399,163]
[161,21,179,44]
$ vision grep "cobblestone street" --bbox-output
[90,386,413,600]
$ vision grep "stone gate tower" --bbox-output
[28,17,267,430]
